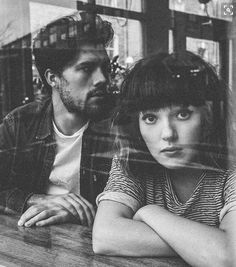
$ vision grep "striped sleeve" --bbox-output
[96,155,145,213]
[219,170,236,221]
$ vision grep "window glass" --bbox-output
[186,37,220,74]
[96,0,143,12]
[169,0,233,21]
[30,2,77,33]
[29,2,78,101]
[29,4,143,96]
[100,14,143,66]
[0,0,31,47]
[169,30,174,53]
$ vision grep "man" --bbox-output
[0,12,115,227]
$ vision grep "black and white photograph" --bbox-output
[0,0,235,266]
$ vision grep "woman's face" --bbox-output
[139,105,203,169]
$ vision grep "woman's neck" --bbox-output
[168,167,204,204]
[169,168,203,183]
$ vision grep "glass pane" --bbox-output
[169,0,233,21]
[29,2,78,101]
[30,2,77,33]
[100,14,143,65]
[169,30,174,53]
[96,0,142,12]
[0,0,31,47]
[186,37,220,74]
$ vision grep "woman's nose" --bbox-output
[161,119,177,141]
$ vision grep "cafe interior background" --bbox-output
[0,0,236,165]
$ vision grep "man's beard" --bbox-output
[59,88,113,121]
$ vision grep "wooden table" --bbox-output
[0,215,189,267]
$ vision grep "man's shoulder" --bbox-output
[87,118,114,135]
[4,98,51,124]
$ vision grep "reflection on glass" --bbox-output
[29,2,78,101]
[169,30,174,53]
[96,0,142,12]
[186,37,220,75]
[100,15,143,66]
[0,0,31,47]
[30,2,77,32]
[169,0,233,21]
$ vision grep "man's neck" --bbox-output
[52,95,88,135]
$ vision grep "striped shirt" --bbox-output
[97,156,236,226]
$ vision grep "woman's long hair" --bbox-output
[113,51,228,177]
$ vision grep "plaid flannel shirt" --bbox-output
[0,98,114,214]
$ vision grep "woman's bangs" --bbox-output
[127,77,205,112]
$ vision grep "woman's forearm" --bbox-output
[137,205,231,267]
[93,216,176,256]
[93,202,177,257]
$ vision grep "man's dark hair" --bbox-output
[32,11,114,92]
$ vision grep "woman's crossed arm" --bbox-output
[92,200,176,257]
[134,204,235,267]
[93,200,235,267]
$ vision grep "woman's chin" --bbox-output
[157,159,190,170]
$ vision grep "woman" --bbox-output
[92,52,236,267]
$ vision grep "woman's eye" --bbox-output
[177,110,192,120]
[142,114,157,124]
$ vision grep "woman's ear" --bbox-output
[44,69,58,88]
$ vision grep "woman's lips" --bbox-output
[161,147,182,152]
[161,147,182,155]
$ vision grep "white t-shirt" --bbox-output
[46,121,88,195]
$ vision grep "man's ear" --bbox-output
[44,69,58,88]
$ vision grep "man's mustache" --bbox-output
[87,85,109,98]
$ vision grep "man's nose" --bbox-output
[161,119,177,141]
[93,67,107,86]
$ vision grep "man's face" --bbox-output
[57,43,111,120]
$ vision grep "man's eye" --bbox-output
[142,114,157,124]
[82,66,92,73]
[176,110,192,120]
[75,64,94,73]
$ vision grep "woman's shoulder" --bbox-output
[204,167,235,189]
